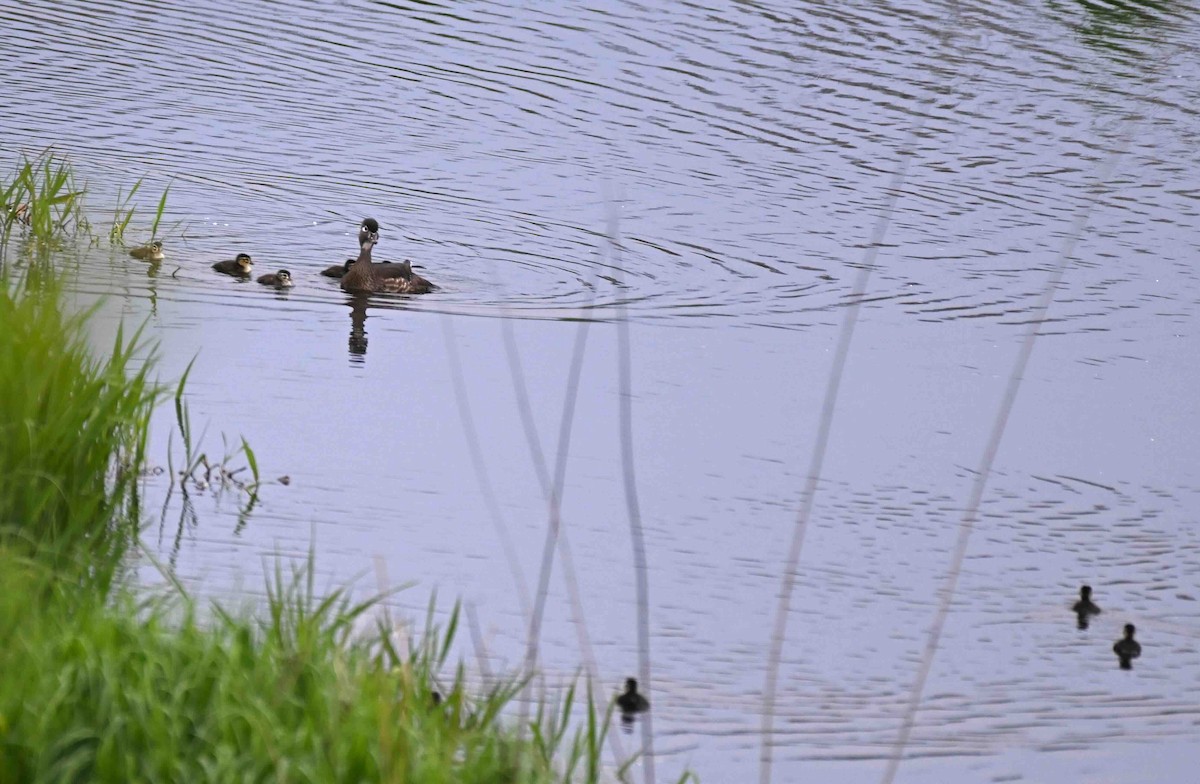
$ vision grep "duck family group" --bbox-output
[1072,584,1143,669]
[128,217,435,296]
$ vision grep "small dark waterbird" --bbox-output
[1113,623,1141,670]
[616,677,649,715]
[213,253,253,278]
[256,269,294,289]
[129,240,164,262]
[1072,585,1101,630]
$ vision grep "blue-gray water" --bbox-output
[3,0,1200,781]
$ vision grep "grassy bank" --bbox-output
[0,153,632,783]
[0,555,614,783]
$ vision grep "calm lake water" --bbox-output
[4,0,1200,781]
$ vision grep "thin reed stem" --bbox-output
[440,316,532,620]
[879,137,1129,784]
[608,197,656,784]
[759,6,961,779]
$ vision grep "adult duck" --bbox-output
[340,233,435,295]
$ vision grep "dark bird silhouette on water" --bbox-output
[1072,584,1101,630]
[617,677,649,714]
[1113,623,1141,670]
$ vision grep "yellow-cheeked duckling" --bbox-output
[1113,623,1141,670]
[616,678,649,714]
[129,240,165,262]
[213,253,253,278]
[257,270,294,289]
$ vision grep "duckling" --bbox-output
[213,253,253,278]
[321,257,409,279]
[616,678,649,714]
[1072,585,1102,630]
[321,258,355,278]
[4,201,31,225]
[257,269,294,288]
[129,240,164,262]
[1113,624,1141,670]
[391,259,436,294]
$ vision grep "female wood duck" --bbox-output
[256,270,293,288]
[340,232,435,295]
[616,678,649,714]
[1072,585,1101,629]
[213,253,253,278]
[129,240,164,262]
[1113,624,1141,670]
[322,219,377,277]
[321,217,424,285]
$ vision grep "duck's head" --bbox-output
[1080,585,1092,599]
[276,270,294,287]
[359,217,380,247]
[236,253,253,272]
[624,678,638,693]
[1124,623,1136,638]
[148,240,163,253]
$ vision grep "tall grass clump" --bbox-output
[0,267,159,586]
[0,556,621,784]
[0,152,90,246]
[0,152,643,783]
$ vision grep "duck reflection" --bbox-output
[1072,584,1102,630]
[347,294,370,362]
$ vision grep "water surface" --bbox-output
[3,0,1200,781]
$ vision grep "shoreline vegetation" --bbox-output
[1,152,671,782]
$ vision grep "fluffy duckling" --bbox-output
[616,678,649,714]
[321,258,355,278]
[257,270,294,289]
[213,253,253,278]
[1072,585,1102,629]
[1113,624,1141,670]
[129,240,164,262]
[321,257,409,279]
